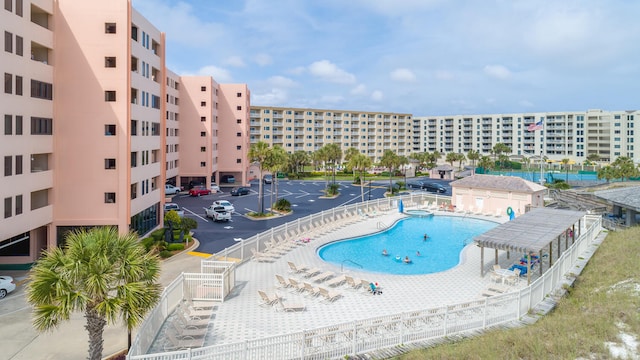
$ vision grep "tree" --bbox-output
[520,156,531,172]
[379,150,399,194]
[265,145,288,212]
[343,147,361,182]
[288,151,309,179]
[466,150,480,169]
[248,141,271,214]
[478,155,494,172]
[445,152,458,167]
[324,143,342,185]
[456,153,466,170]
[410,152,430,172]
[560,158,571,182]
[611,156,639,181]
[314,146,330,189]
[597,165,617,183]
[492,143,511,169]
[27,227,161,360]
[347,153,372,202]
[586,153,601,163]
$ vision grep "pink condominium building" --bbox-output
[0,0,250,269]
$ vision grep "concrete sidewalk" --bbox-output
[0,241,203,360]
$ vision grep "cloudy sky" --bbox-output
[132,0,640,116]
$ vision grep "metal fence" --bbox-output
[127,199,602,360]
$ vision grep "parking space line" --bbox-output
[182,207,209,222]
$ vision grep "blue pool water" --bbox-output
[317,216,498,275]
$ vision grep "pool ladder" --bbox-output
[377,221,388,229]
[341,259,363,272]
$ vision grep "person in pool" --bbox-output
[403,256,412,264]
[382,249,388,256]
[416,250,421,256]
[423,233,429,241]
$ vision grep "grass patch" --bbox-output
[394,227,640,360]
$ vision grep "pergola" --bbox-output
[474,207,586,285]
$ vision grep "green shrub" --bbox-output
[326,183,339,196]
[141,237,155,252]
[150,228,165,241]
[181,217,197,231]
[166,243,185,251]
[159,250,172,258]
[273,198,292,212]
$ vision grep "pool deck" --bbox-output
[152,210,521,351]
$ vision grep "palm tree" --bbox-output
[492,143,511,169]
[288,150,309,179]
[466,149,480,169]
[347,153,372,202]
[343,147,360,182]
[597,165,617,183]
[324,143,342,185]
[611,156,639,181]
[27,227,161,360]
[478,155,494,173]
[456,153,466,170]
[265,145,288,212]
[314,146,330,189]
[410,152,430,174]
[445,152,458,167]
[379,150,399,194]
[248,141,271,214]
[560,158,571,182]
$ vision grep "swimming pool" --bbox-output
[317,216,498,275]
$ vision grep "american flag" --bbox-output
[527,119,543,132]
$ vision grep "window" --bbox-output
[130,183,137,199]
[4,114,11,135]
[200,131,206,137]
[151,122,160,135]
[4,197,11,218]
[4,0,11,11]
[4,31,11,53]
[237,119,242,124]
[105,124,116,135]
[236,159,241,164]
[131,152,137,167]
[151,95,160,109]
[236,106,242,110]
[15,155,22,175]
[236,132,241,137]
[131,120,137,136]
[30,117,52,134]
[200,116,206,122]
[104,158,116,169]
[200,162,206,167]
[201,86,206,91]
[15,75,22,95]
[15,35,22,56]
[105,23,116,34]
[200,147,206,152]
[200,101,206,107]
[104,192,116,203]
[5,73,12,93]
[236,145,241,150]
[30,80,52,100]
[131,25,138,41]
[105,56,116,67]
[15,195,22,215]
[105,91,116,102]
[4,155,12,176]
[237,92,242,97]
[15,115,21,135]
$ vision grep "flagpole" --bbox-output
[539,120,545,185]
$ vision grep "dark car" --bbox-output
[422,182,447,193]
[188,185,211,197]
[230,187,250,196]
[406,181,426,189]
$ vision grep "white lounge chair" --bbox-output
[278,301,306,312]
[257,290,282,307]
[287,261,309,274]
[318,287,342,303]
[303,282,322,298]
[310,271,335,283]
[287,278,306,293]
[326,274,347,287]
[345,275,362,291]
[164,329,205,351]
[250,248,278,262]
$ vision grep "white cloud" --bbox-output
[252,88,289,105]
[224,56,246,67]
[308,60,356,84]
[483,65,511,80]
[350,84,367,95]
[288,66,306,75]
[254,53,273,66]
[267,76,297,88]
[371,91,383,101]
[197,65,233,83]
[390,68,416,82]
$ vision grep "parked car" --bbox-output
[230,187,250,196]
[221,175,235,183]
[0,275,17,299]
[263,174,273,184]
[406,181,426,189]
[212,200,235,213]
[165,184,182,195]
[210,182,221,193]
[423,182,447,193]
[204,205,231,222]
[163,203,184,217]
[189,186,211,197]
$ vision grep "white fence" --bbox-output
[127,198,602,360]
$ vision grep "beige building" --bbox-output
[249,106,414,163]
[0,0,249,268]
[414,109,640,165]
[450,174,546,216]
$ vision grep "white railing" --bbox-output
[128,202,602,360]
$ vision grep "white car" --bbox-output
[164,203,184,217]
[204,205,231,222]
[0,275,16,299]
[165,184,182,195]
[213,200,234,213]
[210,182,221,193]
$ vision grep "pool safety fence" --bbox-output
[127,199,602,359]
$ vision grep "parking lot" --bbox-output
[170,178,451,254]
